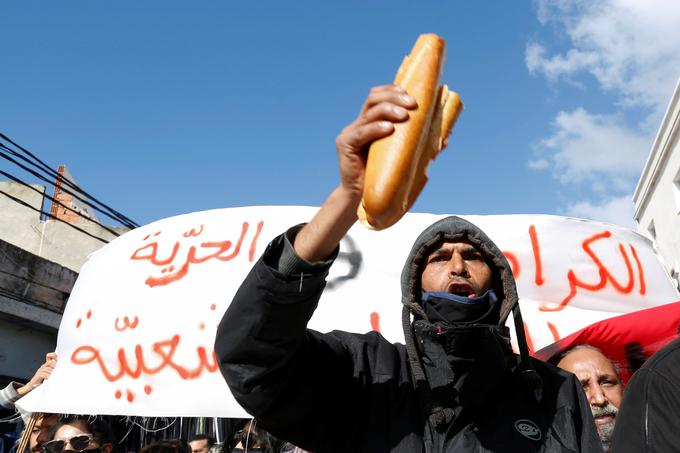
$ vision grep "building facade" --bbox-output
[0,172,128,386]
[633,78,680,292]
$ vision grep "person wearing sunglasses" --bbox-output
[43,416,113,453]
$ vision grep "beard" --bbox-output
[591,403,618,452]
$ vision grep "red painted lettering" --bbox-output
[248,221,264,262]
[629,244,646,295]
[529,225,545,286]
[546,322,560,342]
[370,312,381,333]
[541,231,639,312]
[70,335,219,383]
[115,316,139,332]
[503,251,520,278]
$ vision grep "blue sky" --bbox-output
[2,1,679,228]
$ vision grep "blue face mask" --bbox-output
[421,290,499,324]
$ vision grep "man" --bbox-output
[611,336,680,452]
[188,434,214,453]
[556,345,622,452]
[216,85,601,452]
[26,413,60,453]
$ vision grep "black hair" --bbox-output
[48,415,115,446]
[229,419,283,453]
[187,434,214,446]
[140,440,190,453]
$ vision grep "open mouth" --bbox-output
[594,414,615,425]
[446,281,476,298]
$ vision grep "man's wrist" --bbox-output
[278,225,337,276]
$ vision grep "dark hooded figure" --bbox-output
[215,85,601,452]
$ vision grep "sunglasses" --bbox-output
[41,435,100,453]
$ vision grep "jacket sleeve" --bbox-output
[214,230,368,451]
[0,382,22,409]
[611,366,680,453]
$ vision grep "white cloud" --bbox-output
[527,0,680,226]
[537,108,650,186]
[564,195,636,229]
[525,42,599,83]
[527,158,549,170]
[529,0,680,112]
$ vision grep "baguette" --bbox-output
[358,34,463,230]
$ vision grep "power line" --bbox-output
[0,145,137,229]
[0,140,138,228]
[0,169,122,238]
[0,133,140,227]
[0,189,109,244]
[0,133,140,228]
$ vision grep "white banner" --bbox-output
[17,207,680,417]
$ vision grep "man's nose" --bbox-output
[448,252,467,277]
[589,385,607,407]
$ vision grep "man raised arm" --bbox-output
[292,84,417,262]
[216,84,601,453]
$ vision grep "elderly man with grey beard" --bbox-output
[556,345,622,452]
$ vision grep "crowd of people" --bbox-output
[0,410,309,453]
[0,355,310,453]
[3,83,680,452]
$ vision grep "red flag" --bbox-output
[534,301,680,383]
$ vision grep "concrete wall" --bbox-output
[0,180,127,383]
[0,318,56,381]
[0,182,46,253]
[0,181,128,272]
[0,238,77,380]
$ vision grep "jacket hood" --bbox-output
[400,215,517,327]
[398,216,542,424]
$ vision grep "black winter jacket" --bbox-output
[216,217,602,452]
[611,336,680,452]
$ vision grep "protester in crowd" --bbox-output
[187,434,213,453]
[215,85,601,451]
[24,414,61,453]
[556,345,622,452]
[611,336,680,452]
[2,353,58,453]
[1,353,57,411]
[229,420,281,453]
[139,440,190,453]
[206,443,223,453]
[44,416,113,453]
